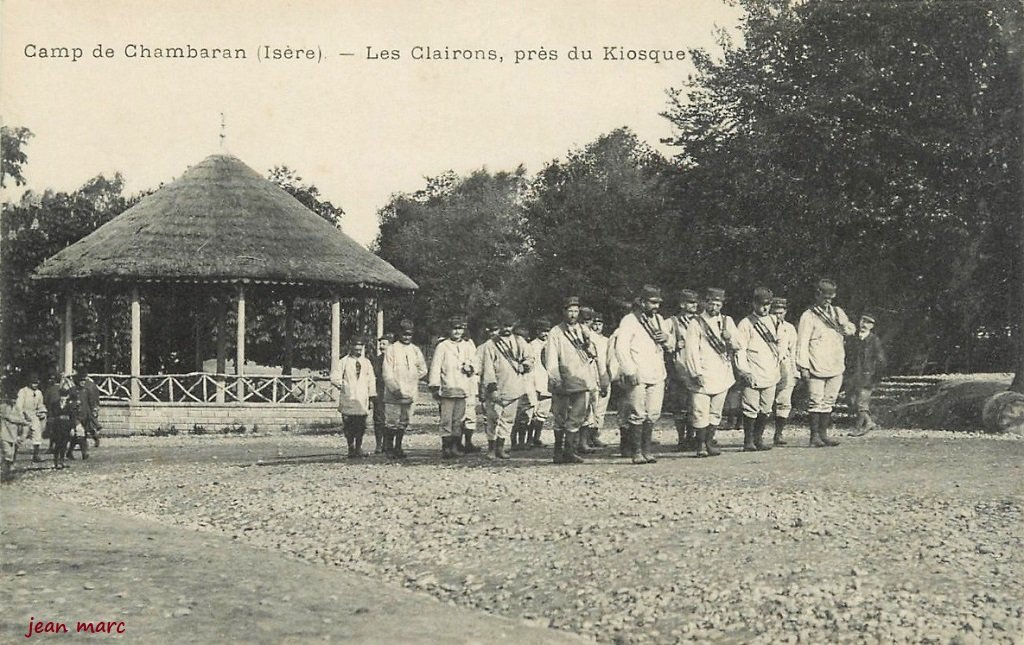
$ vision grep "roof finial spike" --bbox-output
[219,112,226,150]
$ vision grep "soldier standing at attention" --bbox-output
[685,288,740,457]
[668,290,701,451]
[331,336,376,458]
[796,278,856,447]
[734,287,781,451]
[770,298,798,446]
[581,310,611,450]
[526,318,552,448]
[16,374,47,463]
[615,285,672,465]
[428,315,477,459]
[544,296,601,464]
[370,334,392,454]
[382,319,428,459]
[479,311,533,460]
[846,312,886,437]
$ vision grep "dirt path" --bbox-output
[1,491,587,644]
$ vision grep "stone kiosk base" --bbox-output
[98,401,339,435]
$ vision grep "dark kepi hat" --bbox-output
[640,284,663,302]
[860,311,877,324]
[495,309,516,325]
[753,287,774,305]
[398,318,415,333]
[378,332,394,342]
[815,278,838,296]
[534,317,552,332]
[481,318,498,331]
[705,287,726,301]
[563,295,581,308]
[349,334,369,346]
[769,297,788,311]
[448,314,468,327]
[679,289,700,304]
[579,306,595,322]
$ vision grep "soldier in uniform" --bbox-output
[734,287,781,451]
[796,278,856,447]
[526,318,552,448]
[331,336,376,458]
[428,315,477,458]
[16,374,47,463]
[479,311,533,459]
[615,285,672,465]
[846,312,886,437]
[685,288,740,457]
[382,319,428,459]
[667,290,700,451]
[510,321,537,451]
[544,296,602,464]
[581,310,611,451]
[770,298,798,445]
[370,334,392,454]
[73,368,102,448]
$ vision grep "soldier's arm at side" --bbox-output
[795,311,814,373]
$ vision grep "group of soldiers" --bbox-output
[0,368,102,480]
[331,278,886,464]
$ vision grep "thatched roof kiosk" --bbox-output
[32,154,416,421]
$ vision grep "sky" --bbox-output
[1,0,742,247]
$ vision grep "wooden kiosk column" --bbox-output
[330,297,341,376]
[236,284,246,401]
[62,295,74,375]
[215,297,227,403]
[130,286,141,404]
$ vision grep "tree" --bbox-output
[662,0,1022,374]
[374,168,531,338]
[268,166,345,227]
[1,126,33,189]
[1,174,134,378]
[520,128,683,323]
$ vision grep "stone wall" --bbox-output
[97,401,340,435]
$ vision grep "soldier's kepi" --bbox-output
[615,285,672,465]
[734,287,781,451]
[796,278,856,447]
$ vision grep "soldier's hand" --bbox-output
[486,382,498,394]
[599,385,609,398]
[429,385,440,399]
[798,368,811,380]
[694,375,705,389]
[652,330,667,344]
[622,373,640,387]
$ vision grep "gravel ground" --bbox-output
[10,423,1024,644]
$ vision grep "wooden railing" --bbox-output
[93,373,338,404]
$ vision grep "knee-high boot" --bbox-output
[742,416,757,452]
[641,420,657,464]
[553,430,566,464]
[809,413,826,447]
[753,414,772,451]
[705,426,722,457]
[820,412,840,447]
[773,417,787,445]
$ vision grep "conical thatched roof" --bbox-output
[32,154,417,293]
